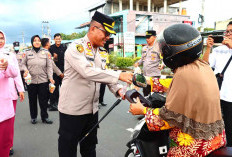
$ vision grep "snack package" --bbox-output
[130,66,142,90]
[134,66,141,74]
[151,76,173,93]
[49,83,56,93]
[24,73,32,85]
[151,77,164,93]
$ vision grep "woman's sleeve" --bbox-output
[4,55,18,78]
[144,107,172,131]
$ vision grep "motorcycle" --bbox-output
[124,87,169,157]
[124,74,232,157]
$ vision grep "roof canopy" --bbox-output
[107,0,187,7]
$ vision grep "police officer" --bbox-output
[49,33,67,109]
[99,48,109,107]
[41,38,63,111]
[58,11,133,157]
[12,41,26,89]
[134,30,163,96]
[22,35,54,124]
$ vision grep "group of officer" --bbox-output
[11,11,161,157]
[12,33,66,125]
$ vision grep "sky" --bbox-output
[0,0,231,44]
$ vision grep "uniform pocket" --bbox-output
[28,55,35,59]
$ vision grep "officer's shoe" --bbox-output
[31,118,37,124]
[49,105,58,111]
[42,118,53,124]
[9,147,14,156]
[100,102,107,106]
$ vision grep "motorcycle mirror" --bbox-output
[132,73,147,88]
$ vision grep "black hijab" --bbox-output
[31,35,41,53]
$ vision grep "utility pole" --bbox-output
[22,31,25,48]
[200,0,205,32]
[41,21,51,39]
[120,17,124,57]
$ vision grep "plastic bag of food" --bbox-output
[24,73,31,85]
[49,83,56,93]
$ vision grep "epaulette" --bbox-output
[74,37,84,44]
[42,49,49,53]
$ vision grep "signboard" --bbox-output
[183,20,195,26]
[124,32,135,57]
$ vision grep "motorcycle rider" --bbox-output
[129,24,226,156]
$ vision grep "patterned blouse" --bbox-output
[144,108,226,157]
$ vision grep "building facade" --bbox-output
[78,0,190,57]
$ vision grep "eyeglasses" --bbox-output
[224,29,232,35]
[94,26,111,37]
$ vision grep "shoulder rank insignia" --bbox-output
[86,52,93,56]
[99,51,106,55]
[100,54,107,58]
[76,44,84,53]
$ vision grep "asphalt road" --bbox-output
[12,87,139,157]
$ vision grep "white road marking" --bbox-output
[126,128,134,132]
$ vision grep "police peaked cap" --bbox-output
[146,30,156,38]
[92,11,116,35]
[13,41,20,47]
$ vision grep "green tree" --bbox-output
[204,27,214,32]
[60,31,87,40]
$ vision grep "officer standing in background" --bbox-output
[22,35,54,124]
[99,42,110,107]
[41,38,64,111]
[134,30,163,96]
[13,41,26,90]
[58,11,133,157]
[49,33,67,110]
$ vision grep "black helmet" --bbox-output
[157,24,203,70]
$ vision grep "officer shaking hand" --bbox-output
[58,11,132,157]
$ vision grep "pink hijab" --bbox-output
[0,30,17,122]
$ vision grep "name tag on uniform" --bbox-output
[101,59,106,63]
[3,52,9,55]
[28,54,33,56]
[86,57,94,61]
[102,62,106,70]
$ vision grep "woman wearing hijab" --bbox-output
[0,30,19,157]
[22,35,54,124]
[129,24,226,156]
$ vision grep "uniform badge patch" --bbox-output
[76,44,84,53]
[87,42,92,50]
[48,53,52,59]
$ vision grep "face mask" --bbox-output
[14,47,19,51]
